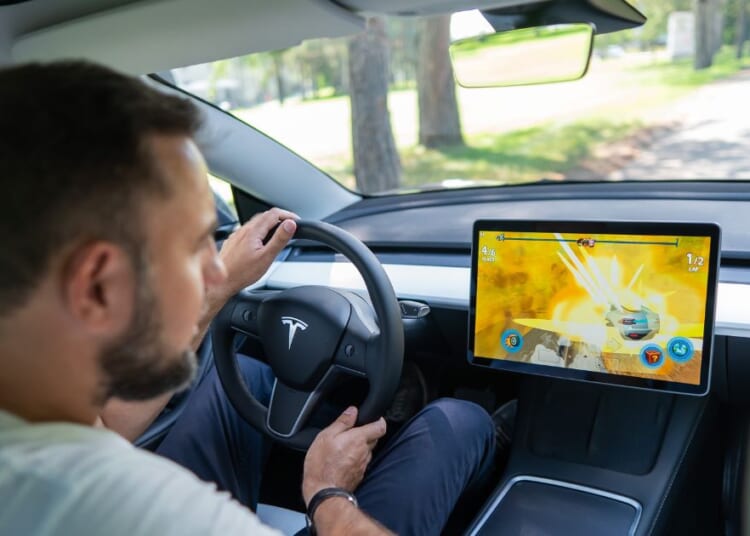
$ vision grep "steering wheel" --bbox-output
[211,220,404,450]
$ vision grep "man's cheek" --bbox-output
[190,261,210,322]
[168,266,205,342]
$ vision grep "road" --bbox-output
[607,69,750,181]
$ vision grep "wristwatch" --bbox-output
[305,487,358,534]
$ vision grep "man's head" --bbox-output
[0,61,227,415]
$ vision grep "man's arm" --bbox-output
[313,498,393,536]
[192,209,298,347]
[302,407,395,535]
[99,208,298,440]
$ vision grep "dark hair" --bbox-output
[0,60,202,315]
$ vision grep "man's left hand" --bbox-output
[216,207,298,300]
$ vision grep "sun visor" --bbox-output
[334,0,540,17]
[12,0,363,75]
[482,0,646,34]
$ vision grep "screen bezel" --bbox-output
[468,220,721,396]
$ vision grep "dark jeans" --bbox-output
[156,356,495,535]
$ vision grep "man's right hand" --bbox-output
[302,407,387,506]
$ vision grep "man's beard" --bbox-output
[98,259,198,402]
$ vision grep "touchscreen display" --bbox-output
[469,221,720,395]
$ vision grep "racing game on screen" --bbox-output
[473,230,713,385]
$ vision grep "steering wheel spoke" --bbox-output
[333,291,380,376]
[266,380,320,438]
[228,289,279,337]
[265,368,345,438]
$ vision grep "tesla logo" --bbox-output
[281,316,308,350]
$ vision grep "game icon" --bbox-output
[501,329,523,353]
[640,344,665,368]
[667,337,694,363]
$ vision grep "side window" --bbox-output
[208,175,238,224]
[208,176,239,242]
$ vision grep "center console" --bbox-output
[465,220,723,535]
[465,374,720,535]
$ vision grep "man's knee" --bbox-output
[206,354,275,407]
[422,398,495,451]
[235,354,274,384]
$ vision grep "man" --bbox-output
[0,61,495,535]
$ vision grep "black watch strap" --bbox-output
[305,487,358,534]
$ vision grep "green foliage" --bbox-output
[386,18,419,85]
[595,0,747,52]
[631,45,749,86]
[208,59,231,101]
[595,0,693,50]
[721,0,748,46]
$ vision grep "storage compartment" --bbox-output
[469,476,641,536]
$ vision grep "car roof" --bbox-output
[0,0,533,74]
[0,0,361,73]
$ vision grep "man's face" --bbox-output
[99,136,226,401]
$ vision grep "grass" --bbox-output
[630,46,750,89]
[322,119,641,189]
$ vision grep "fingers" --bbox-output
[249,208,298,256]
[301,409,383,503]
[324,406,359,436]
[251,207,298,235]
[325,408,387,443]
[354,417,387,443]
[264,218,296,257]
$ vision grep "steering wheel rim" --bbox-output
[211,220,404,450]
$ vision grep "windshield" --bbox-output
[172,0,749,195]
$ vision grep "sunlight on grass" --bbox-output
[630,46,750,89]
[321,119,640,190]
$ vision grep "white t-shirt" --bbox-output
[0,410,281,535]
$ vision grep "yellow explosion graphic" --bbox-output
[474,231,711,385]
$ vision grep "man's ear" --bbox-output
[61,241,136,335]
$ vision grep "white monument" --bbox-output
[667,11,695,60]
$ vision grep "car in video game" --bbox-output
[605,304,661,341]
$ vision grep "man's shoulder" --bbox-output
[0,419,280,536]
[0,416,163,491]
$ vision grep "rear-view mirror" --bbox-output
[449,23,595,88]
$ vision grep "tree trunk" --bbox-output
[694,0,715,69]
[711,0,726,54]
[348,17,401,194]
[417,15,464,148]
[738,0,747,58]
[271,52,286,105]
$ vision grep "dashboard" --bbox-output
[245,181,750,400]
[238,181,750,414]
